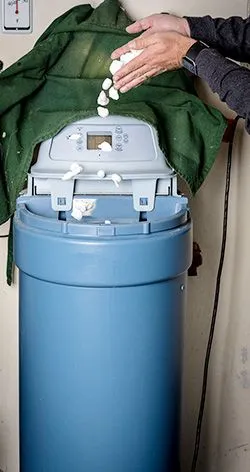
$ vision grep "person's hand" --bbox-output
[126,13,191,37]
[111,32,196,93]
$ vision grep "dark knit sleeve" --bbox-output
[186,16,250,62]
[195,47,250,133]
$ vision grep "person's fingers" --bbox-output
[111,34,158,60]
[114,63,153,90]
[111,40,134,60]
[126,17,152,34]
[120,68,161,93]
[113,51,148,82]
[140,27,158,38]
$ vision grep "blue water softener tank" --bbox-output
[14,116,192,472]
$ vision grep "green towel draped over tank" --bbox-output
[0,0,226,283]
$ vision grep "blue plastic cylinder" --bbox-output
[14,194,192,472]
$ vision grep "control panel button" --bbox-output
[115,126,123,134]
[123,133,129,143]
[115,144,123,151]
[116,135,122,141]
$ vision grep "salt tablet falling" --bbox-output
[97,90,109,106]
[97,169,106,178]
[120,52,135,64]
[71,208,83,221]
[131,49,144,57]
[97,106,109,118]
[109,59,123,75]
[109,86,119,101]
[68,133,82,141]
[111,173,122,188]
[102,78,113,90]
[62,162,83,181]
[98,141,112,152]
[70,163,82,173]
[120,49,143,64]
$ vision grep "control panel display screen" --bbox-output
[87,133,112,150]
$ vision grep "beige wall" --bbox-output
[0,1,249,471]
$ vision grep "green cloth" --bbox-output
[0,0,226,283]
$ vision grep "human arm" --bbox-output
[195,47,250,132]
[112,32,250,134]
[126,13,250,62]
[186,16,250,62]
